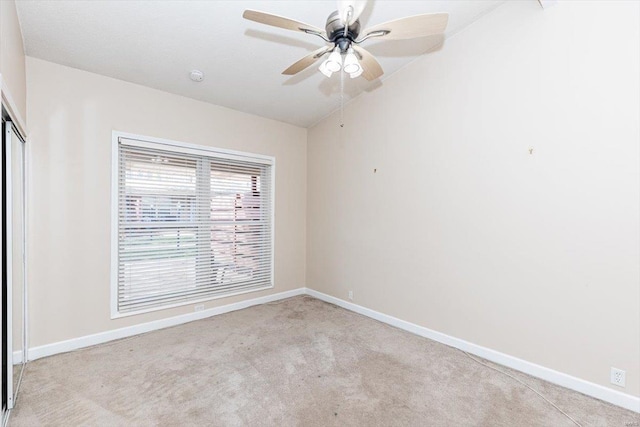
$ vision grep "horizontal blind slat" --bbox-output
[119,277,272,304]
[117,273,273,296]
[118,283,272,312]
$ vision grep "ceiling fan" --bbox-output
[243,1,448,81]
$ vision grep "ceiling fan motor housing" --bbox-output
[325,10,361,51]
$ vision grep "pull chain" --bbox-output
[341,6,351,127]
[340,66,345,128]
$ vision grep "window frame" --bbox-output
[110,131,275,319]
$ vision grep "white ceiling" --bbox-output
[16,0,504,128]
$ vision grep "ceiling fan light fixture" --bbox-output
[324,50,343,73]
[319,60,334,78]
[343,49,362,75]
[349,68,363,79]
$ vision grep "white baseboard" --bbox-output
[305,288,640,413]
[25,288,305,362]
[17,286,639,413]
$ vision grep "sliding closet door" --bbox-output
[4,121,25,410]
[0,120,4,418]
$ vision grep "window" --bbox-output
[111,133,274,317]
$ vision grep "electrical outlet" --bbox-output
[194,304,205,312]
[611,367,626,387]
[348,291,353,301]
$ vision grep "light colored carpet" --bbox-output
[9,296,639,426]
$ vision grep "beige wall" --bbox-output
[26,57,307,347]
[0,0,27,122]
[307,0,640,397]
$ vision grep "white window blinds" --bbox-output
[113,136,274,316]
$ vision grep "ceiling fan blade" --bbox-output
[351,45,383,81]
[282,46,333,75]
[358,13,449,41]
[337,0,367,25]
[243,10,326,36]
